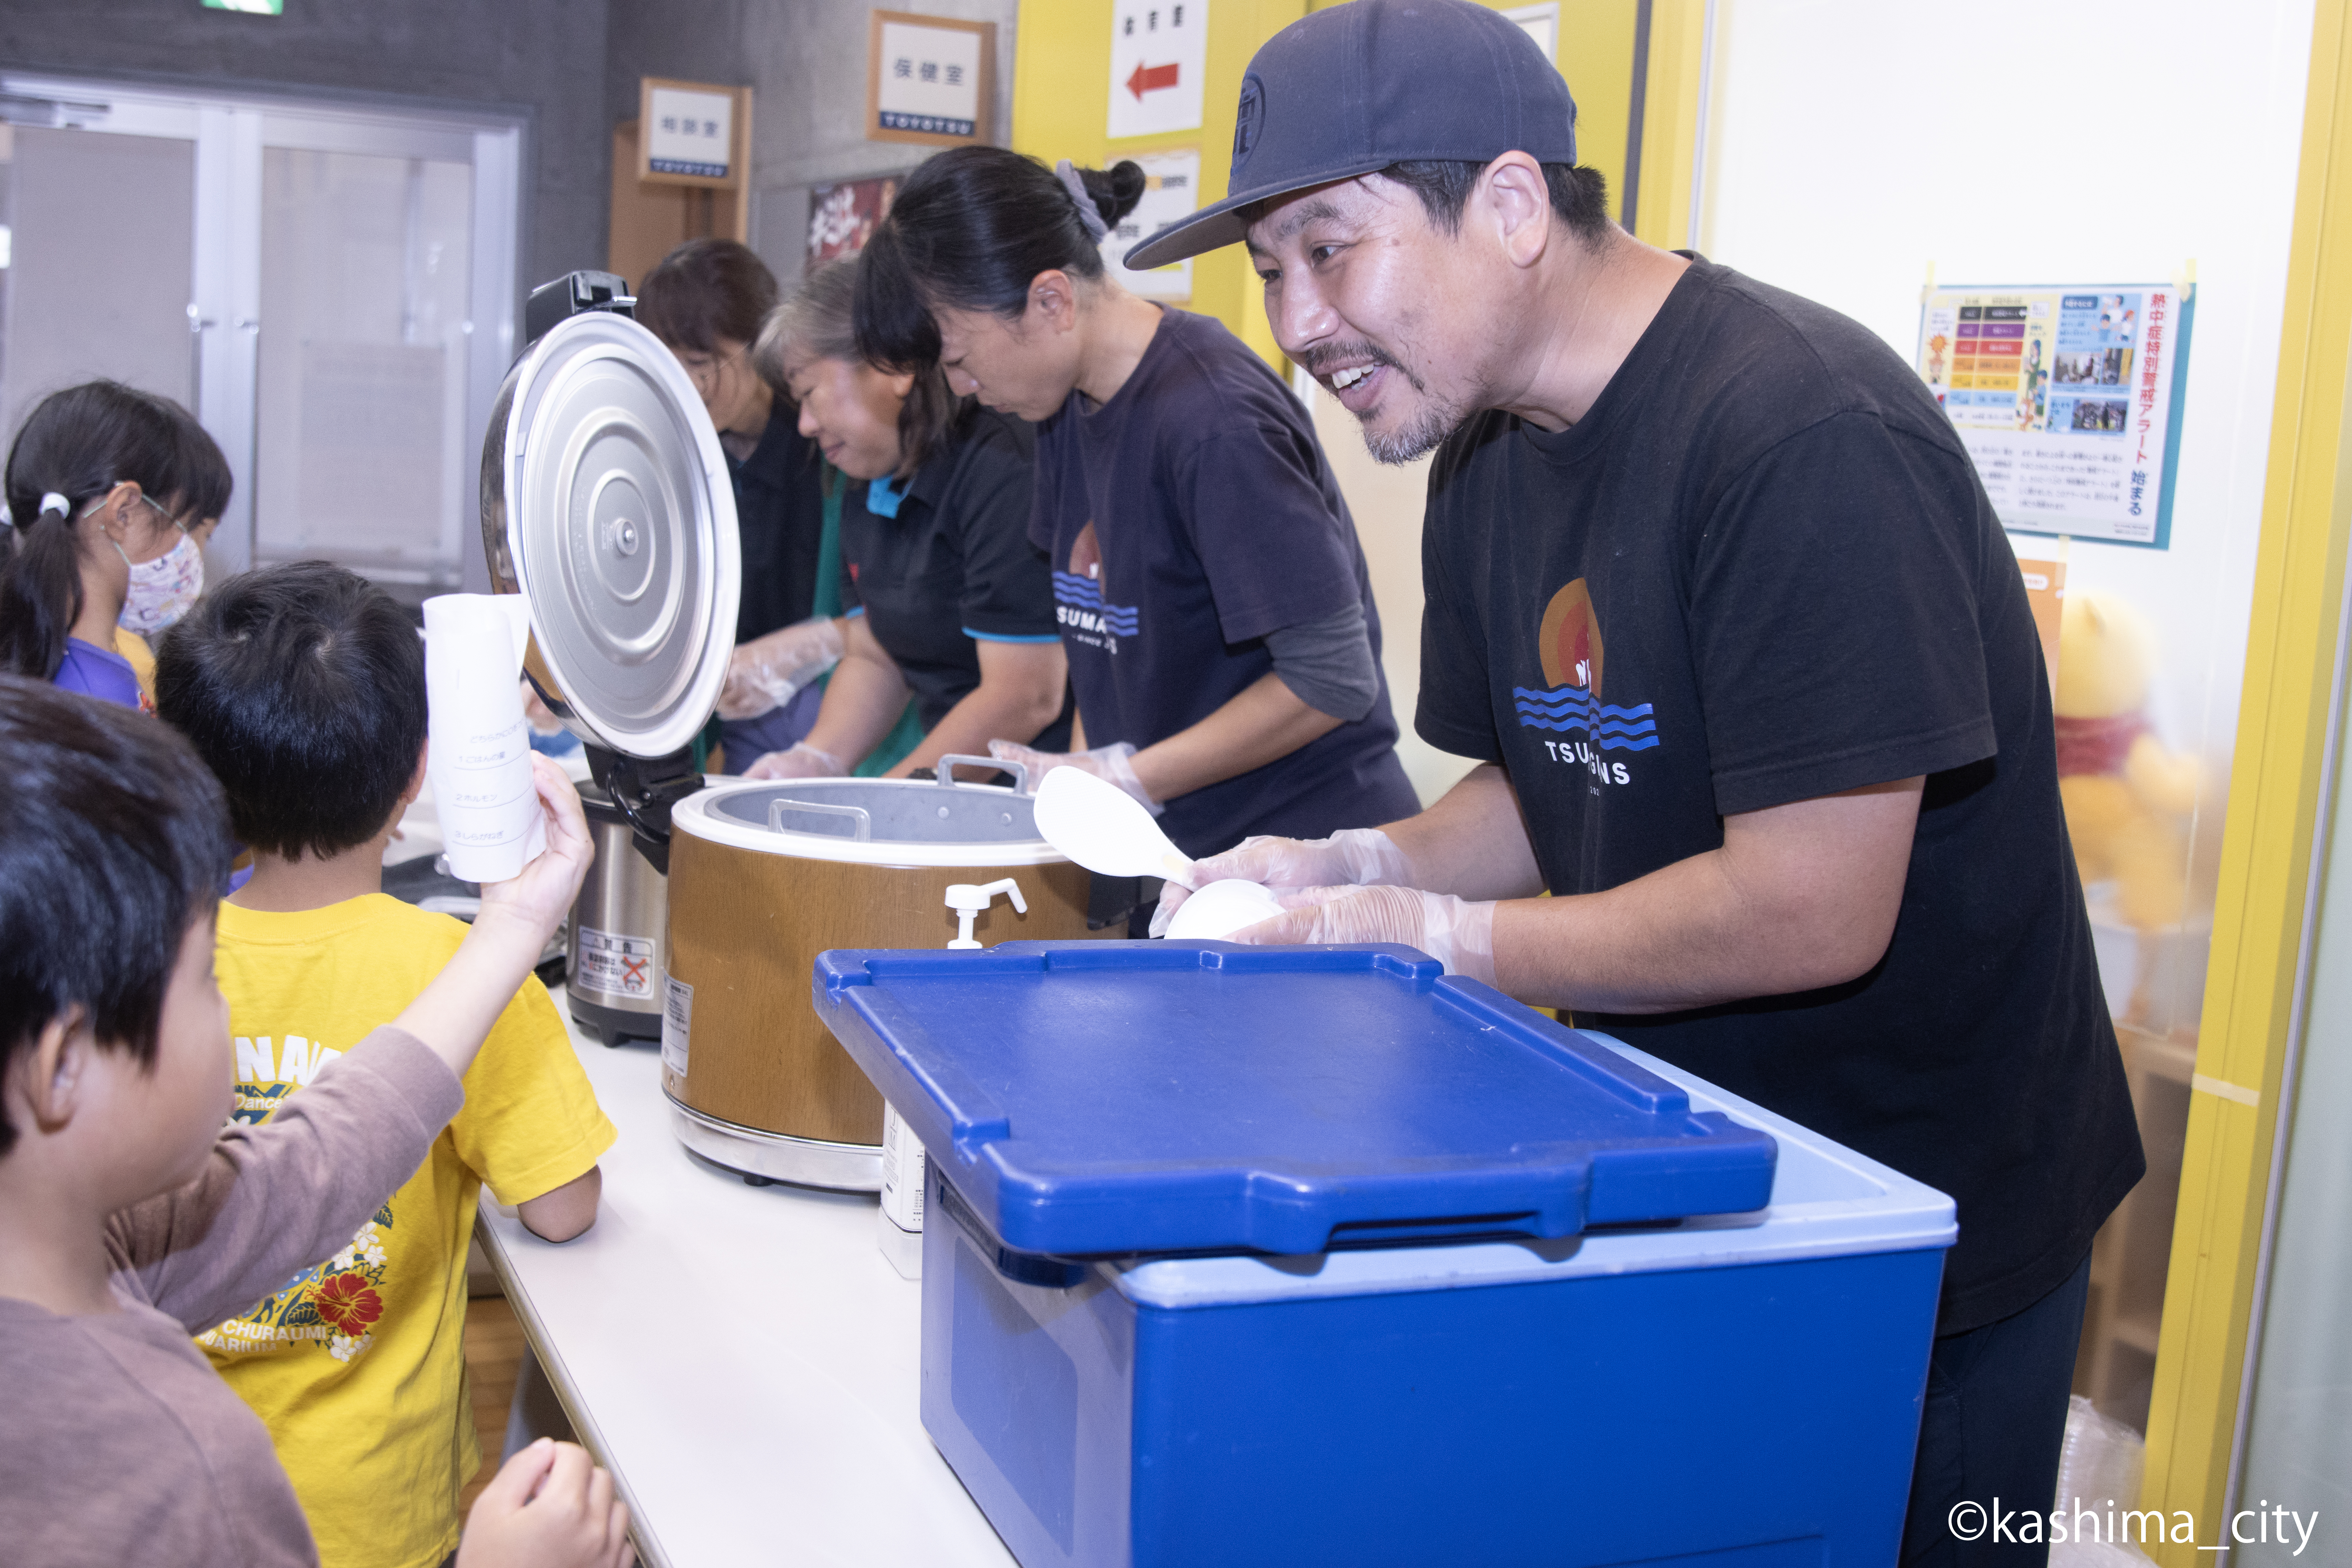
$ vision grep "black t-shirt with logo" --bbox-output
[1418,257,2143,1333]
[839,407,1070,748]
[1031,308,1417,858]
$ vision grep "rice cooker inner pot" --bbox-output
[710,780,1043,847]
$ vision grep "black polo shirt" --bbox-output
[729,403,828,643]
[839,407,1070,746]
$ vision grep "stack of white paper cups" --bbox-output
[422,593,547,884]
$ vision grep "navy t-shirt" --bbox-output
[1029,308,1417,858]
[1418,257,2142,1333]
[838,406,1071,747]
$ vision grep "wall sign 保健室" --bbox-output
[1917,282,2195,549]
[868,11,996,147]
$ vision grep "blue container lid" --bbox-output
[814,943,1778,1258]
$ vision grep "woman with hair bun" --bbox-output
[857,147,1415,929]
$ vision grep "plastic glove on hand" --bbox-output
[716,617,844,721]
[1152,827,1411,936]
[988,739,1162,815]
[742,741,846,781]
[1225,883,1498,986]
[456,1438,634,1568]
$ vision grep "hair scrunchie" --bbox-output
[1054,160,1110,242]
[39,492,71,520]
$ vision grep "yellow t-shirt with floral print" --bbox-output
[200,895,615,1568]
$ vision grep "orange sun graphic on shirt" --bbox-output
[313,1272,384,1334]
[1537,579,1604,695]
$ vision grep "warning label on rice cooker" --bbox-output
[577,927,658,998]
[662,976,692,1078]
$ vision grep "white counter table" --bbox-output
[473,988,1016,1568]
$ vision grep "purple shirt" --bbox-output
[54,636,146,711]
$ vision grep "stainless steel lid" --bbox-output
[481,311,739,759]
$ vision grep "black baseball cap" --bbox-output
[1124,0,1578,271]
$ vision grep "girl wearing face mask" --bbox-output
[856,147,1417,925]
[1,382,212,710]
[635,239,841,770]
[738,260,1069,782]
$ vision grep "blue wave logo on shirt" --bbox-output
[1512,687,1661,750]
[1053,571,1138,638]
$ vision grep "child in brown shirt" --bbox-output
[0,676,630,1568]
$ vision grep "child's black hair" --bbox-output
[0,381,190,680]
[0,675,235,1156]
[854,148,1146,372]
[154,560,427,863]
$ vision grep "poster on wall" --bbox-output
[1916,283,2195,549]
[867,11,995,147]
[1101,149,1199,301]
[808,176,901,265]
[1109,0,1208,139]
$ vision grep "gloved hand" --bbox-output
[717,617,844,721]
[1151,827,1410,936]
[988,739,1162,815]
[1227,884,1498,986]
[743,741,845,780]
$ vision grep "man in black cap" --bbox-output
[1140,0,2143,1554]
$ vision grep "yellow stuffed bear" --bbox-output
[2056,591,2201,931]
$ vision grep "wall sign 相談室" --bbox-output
[1102,149,1200,301]
[868,11,996,147]
[637,79,752,187]
[1109,0,1207,139]
[1917,283,2195,549]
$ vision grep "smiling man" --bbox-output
[1130,0,2143,1555]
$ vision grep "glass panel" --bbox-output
[0,124,195,446]
[253,147,470,582]
[1699,0,2312,1440]
[2234,636,2352,1556]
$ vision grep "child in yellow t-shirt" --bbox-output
[155,562,616,1568]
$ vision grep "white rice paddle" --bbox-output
[1031,767,1288,940]
[1033,765,1197,885]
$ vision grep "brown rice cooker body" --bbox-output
[664,832,1102,1144]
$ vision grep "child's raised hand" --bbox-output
[474,753,594,951]
[457,1438,634,1568]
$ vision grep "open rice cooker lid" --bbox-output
[481,307,739,760]
[674,778,1069,868]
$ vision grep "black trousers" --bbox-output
[1901,1251,2095,1566]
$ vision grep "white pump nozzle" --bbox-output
[944,878,1028,949]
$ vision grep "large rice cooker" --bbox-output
[478,271,732,1051]
[482,274,1109,1193]
[664,773,1106,1191]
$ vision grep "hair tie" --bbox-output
[1054,161,1110,242]
[39,491,71,521]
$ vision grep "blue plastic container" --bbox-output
[815,944,1955,1568]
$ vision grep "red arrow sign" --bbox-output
[1127,61,1180,100]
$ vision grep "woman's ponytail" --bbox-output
[0,382,187,679]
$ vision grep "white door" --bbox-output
[0,75,518,591]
